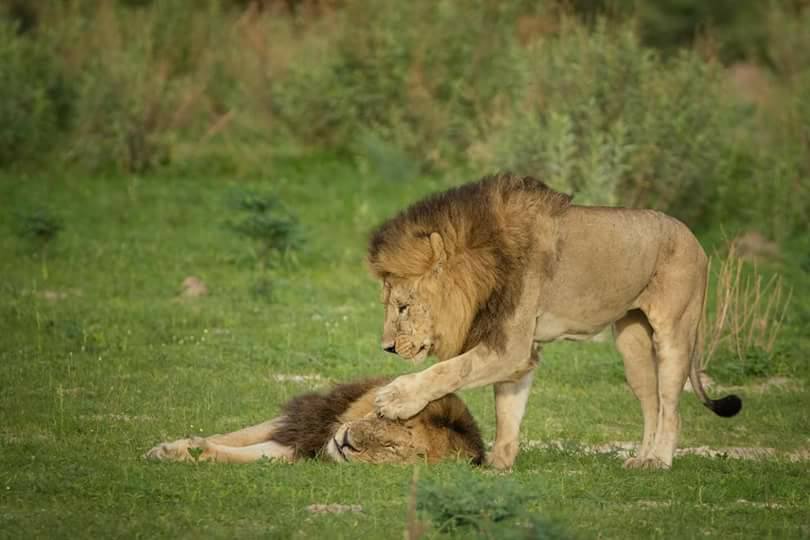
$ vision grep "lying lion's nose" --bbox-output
[383,344,396,354]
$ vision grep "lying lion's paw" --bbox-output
[374,378,429,420]
[623,456,670,470]
[144,438,207,462]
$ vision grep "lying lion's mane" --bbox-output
[422,395,486,465]
[368,173,572,354]
[273,377,388,458]
[272,378,486,463]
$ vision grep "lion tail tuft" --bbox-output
[703,394,743,417]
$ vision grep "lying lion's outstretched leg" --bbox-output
[614,310,659,468]
[205,418,284,447]
[145,417,286,462]
[194,440,294,463]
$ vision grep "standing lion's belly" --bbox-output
[533,311,615,342]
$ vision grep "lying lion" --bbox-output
[146,378,485,465]
[368,173,742,470]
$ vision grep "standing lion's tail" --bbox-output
[689,271,743,418]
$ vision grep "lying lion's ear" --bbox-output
[429,232,446,271]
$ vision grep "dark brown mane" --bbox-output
[423,394,486,465]
[368,173,572,354]
[272,378,388,459]
[272,378,485,464]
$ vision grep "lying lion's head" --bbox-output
[325,394,485,464]
[368,174,571,362]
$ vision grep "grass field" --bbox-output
[1,160,808,539]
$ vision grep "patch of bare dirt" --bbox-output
[306,504,363,514]
[271,374,326,384]
[33,289,83,302]
[81,414,154,423]
[524,440,810,462]
[686,375,801,394]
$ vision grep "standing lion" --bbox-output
[368,173,741,470]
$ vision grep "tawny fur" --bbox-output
[369,172,741,470]
[145,378,485,465]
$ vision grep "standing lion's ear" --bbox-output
[429,232,446,271]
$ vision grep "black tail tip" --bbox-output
[707,394,743,417]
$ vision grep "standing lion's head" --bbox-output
[372,231,478,363]
[368,174,572,363]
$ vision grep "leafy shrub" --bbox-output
[416,473,567,538]
[480,20,749,224]
[225,188,301,268]
[60,2,224,173]
[2,0,808,241]
[13,206,63,248]
[270,0,540,171]
[0,21,71,167]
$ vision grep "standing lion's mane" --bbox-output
[367,173,572,355]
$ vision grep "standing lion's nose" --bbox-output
[383,344,396,354]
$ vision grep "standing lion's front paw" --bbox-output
[374,377,429,420]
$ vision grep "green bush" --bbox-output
[481,21,749,224]
[225,187,301,269]
[270,0,539,171]
[0,22,71,167]
[417,473,567,539]
[1,0,807,239]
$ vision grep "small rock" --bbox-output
[180,276,208,298]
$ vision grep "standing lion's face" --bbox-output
[380,278,437,364]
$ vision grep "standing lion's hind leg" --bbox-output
[643,293,704,470]
[614,310,659,469]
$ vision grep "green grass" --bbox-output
[1,160,809,539]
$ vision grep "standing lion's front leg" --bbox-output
[487,344,540,469]
[375,343,534,424]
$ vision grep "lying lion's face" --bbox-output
[325,415,429,464]
[325,404,482,465]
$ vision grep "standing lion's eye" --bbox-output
[398,304,409,315]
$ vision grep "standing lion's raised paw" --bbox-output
[374,378,429,420]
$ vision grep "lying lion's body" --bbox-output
[368,173,741,470]
[146,378,485,465]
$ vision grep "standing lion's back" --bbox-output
[545,206,706,320]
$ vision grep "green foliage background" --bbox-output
[1,0,808,236]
